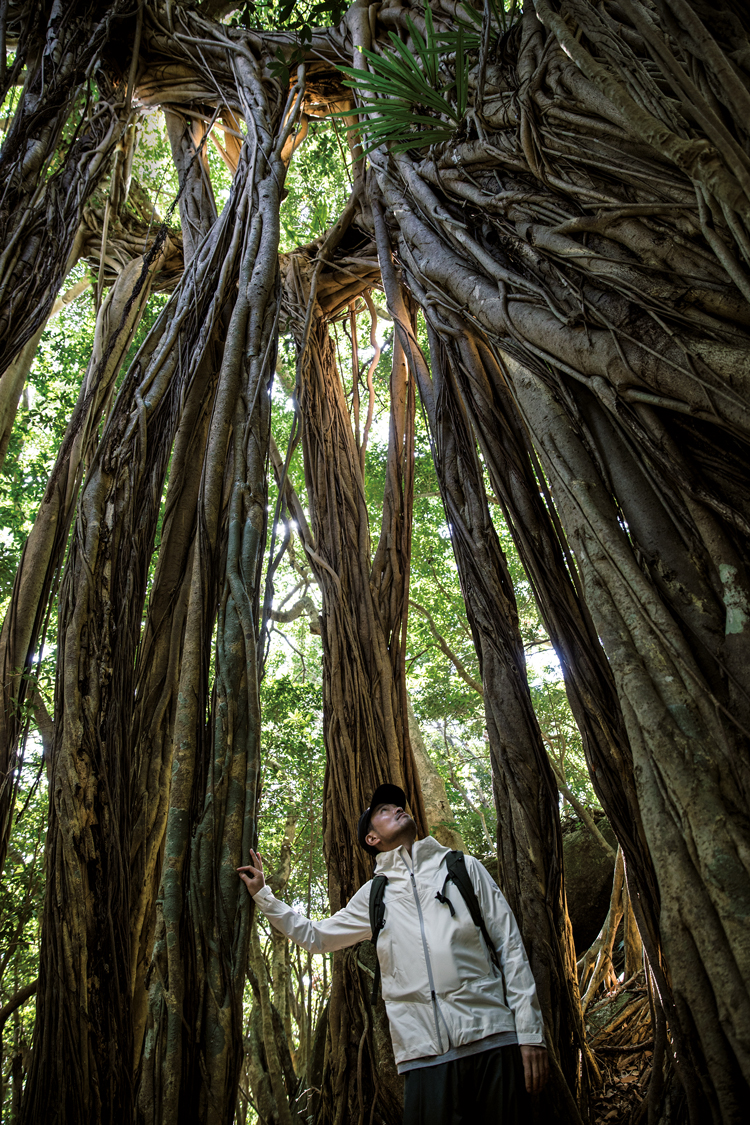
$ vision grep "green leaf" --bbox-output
[459,2,483,27]
[340,50,458,120]
[334,10,473,156]
[406,11,438,88]
[456,26,466,118]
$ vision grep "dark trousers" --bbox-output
[402,1045,524,1125]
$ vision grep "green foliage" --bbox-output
[0,273,93,604]
[229,0,348,31]
[0,747,46,1116]
[336,7,477,155]
[229,0,349,85]
[259,673,329,914]
[129,113,181,220]
[0,754,45,992]
[279,119,351,252]
[0,281,167,616]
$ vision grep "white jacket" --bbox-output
[253,836,545,1067]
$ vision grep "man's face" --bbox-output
[366,802,416,852]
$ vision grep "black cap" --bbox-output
[357,783,408,856]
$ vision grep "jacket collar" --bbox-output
[373,834,451,874]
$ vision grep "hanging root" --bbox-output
[579,847,625,1009]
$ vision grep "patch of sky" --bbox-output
[525,647,563,686]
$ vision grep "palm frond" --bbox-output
[455,26,467,117]
[460,0,519,38]
[334,11,475,158]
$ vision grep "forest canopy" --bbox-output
[0,1,749,1124]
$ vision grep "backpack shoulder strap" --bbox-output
[369,874,388,942]
[444,851,501,970]
[368,875,388,1004]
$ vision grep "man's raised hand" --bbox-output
[237,849,266,897]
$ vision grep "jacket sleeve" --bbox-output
[252,881,373,953]
[466,857,546,1047]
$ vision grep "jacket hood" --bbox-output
[373,833,450,873]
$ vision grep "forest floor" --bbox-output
[587,974,653,1123]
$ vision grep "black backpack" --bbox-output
[368,850,502,1003]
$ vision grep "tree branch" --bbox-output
[268,595,321,634]
[0,979,37,1032]
[409,598,484,695]
[30,684,54,768]
[549,758,616,863]
[269,434,314,550]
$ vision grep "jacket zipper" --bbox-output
[408,869,445,1053]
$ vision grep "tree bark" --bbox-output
[505,351,750,1121]
[282,232,425,1124]
[0,248,162,879]
[367,2,750,1098]
[129,97,218,1069]
[373,208,589,1118]
[137,53,299,1125]
[0,0,132,372]
[21,51,286,1124]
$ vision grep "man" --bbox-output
[238,783,549,1123]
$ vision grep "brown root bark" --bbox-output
[0,1,133,372]
[281,229,425,1124]
[137,48,298,1125]
[372,205,590,1118]
[0,247,162,879]
[129,93,220,1069]
[21,44,293,1124]
[368,4,750,1095]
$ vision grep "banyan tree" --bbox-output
[0,0,749,1122]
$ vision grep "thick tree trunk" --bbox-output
[21,58,286,1124]
[129,104,216,1067]
[137,55,298,1125]
[282,237,425,1124]
[0,0,132,372]
[128,341,216,1065]
[373,211,588,1119]
[20,278,180,1125]
[0,249,162,878]
[504,351,750,1122]
[369,3,750,1115]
